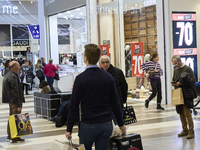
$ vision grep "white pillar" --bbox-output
[49,16,59,64]
[118,0,125,72]
[38,0,48,62]
[89,0,98,44]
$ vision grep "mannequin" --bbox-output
[125,45,131,77]
[139,54,151,87]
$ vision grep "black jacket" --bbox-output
[176,72,197,114]
[106,64,128,106]
[2,70,25,107]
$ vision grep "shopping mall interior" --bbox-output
[0,0,200,149]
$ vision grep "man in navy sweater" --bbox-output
[66,44,126,150]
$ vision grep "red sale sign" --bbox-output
[100,45,109,57]
[131,43,144,77]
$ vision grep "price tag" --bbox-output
[131,43,144,77]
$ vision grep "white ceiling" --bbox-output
[55,6,86,20]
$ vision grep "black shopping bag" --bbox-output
[55,72,60,80]
[26,75,33,83]
[122,103,137,125]
[109,133,143,150]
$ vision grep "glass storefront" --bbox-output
[97,0,164,102]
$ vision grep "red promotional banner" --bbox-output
[100,45,109,57]
[131,43,144,77]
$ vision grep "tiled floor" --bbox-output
[0,90,200,150]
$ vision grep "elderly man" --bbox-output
[2,61,25,143]
[171,55,196,139]
[100,55,128,108]
[66,44,125,150]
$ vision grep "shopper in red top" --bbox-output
[43,59,59,89]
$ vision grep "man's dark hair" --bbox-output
[84,44,101,65]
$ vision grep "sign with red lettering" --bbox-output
[100,45,109,57]
[131,42,144,77]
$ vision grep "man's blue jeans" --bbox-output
[79,121,113,150]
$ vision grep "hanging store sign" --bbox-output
[13,40,29,46]
[131,42,144,77]
[172,12,197,55]
[180,55,197,81]
[28,25,40,39]
[172,12,197,80]
[100,45,109,57]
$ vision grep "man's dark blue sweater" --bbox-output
[67,67,124,132]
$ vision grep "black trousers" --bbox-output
[148,79,162,104]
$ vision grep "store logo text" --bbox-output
[3,5,18,14]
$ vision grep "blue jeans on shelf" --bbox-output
[46,76,54,89]
[79,121,113,150]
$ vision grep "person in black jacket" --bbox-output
[100,55,128,108]
[66,44,126,150]
[2,61,25,143]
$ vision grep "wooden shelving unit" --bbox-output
[124,5,157,56]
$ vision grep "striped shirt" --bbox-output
[141,61,163,79]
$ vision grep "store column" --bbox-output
[49,16,59,64]
[38,0,48,62]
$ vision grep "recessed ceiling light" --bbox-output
[76,8,80,11]
[67,11,71,13]
[76,17,80,19]
[58,13,62,15]
[79,13,83,15]
[135,4,138,6]
[70,15,74,17]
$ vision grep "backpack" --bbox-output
[36,69,44,79]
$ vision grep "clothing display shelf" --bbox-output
[124,5,157,56]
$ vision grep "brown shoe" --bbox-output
[187,131,194,139]
[178,130,188,137]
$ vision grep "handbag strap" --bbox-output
[155,63,157,70]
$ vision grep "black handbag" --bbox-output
[55,72,60,80]
[148,63,157,78]
[26,75,33,83]
[148,71,155,78]
[122,103,137,125]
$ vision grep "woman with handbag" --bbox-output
[43,59,59,90]
[141,53,164,110]
[35,59,45,84]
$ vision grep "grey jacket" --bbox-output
[2,70,25,107]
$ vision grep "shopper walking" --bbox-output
[43,59,59,89]
[35,59,45,84]
[171,55,196,139]
[41,57,46,67]
[20,60,32,95]
[100,55,128,108]
[2,61,25,143]
[141,53,164,110]
[65,44,126,150]
[2,59,10,76]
